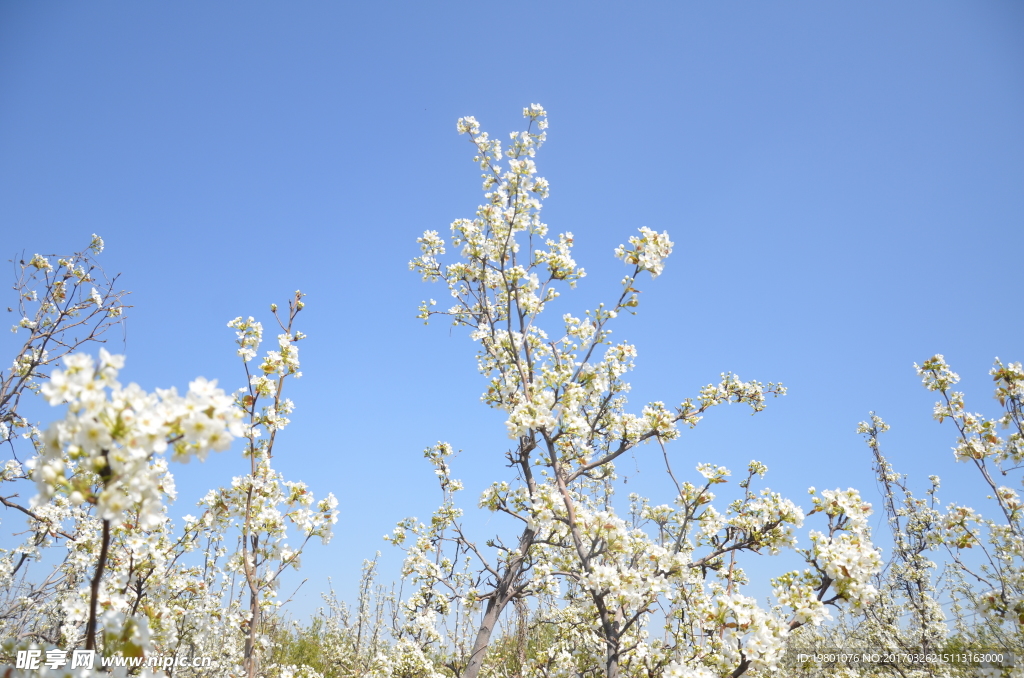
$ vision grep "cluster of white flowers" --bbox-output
[663,661,716,678]
[34,349,244,526]
[614,226,674,279]
[505,390,558,438]
[773,569,832,626]
[704,591,789,671]
[807,488,883,609]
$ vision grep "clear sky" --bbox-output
[1,2,1022,620]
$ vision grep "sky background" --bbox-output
[1,2,1022,621]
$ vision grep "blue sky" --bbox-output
[1,2,1022,620]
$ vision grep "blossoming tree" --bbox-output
[1,247,337,677]
[785,357,1024,678]
[0,237,129,651]
[392,105,884,678]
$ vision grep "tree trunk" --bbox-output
[606,651,621,678]
[461,525,535,678]
[462,594,506,678]
[244,589,260,678]
[600,605,622,678]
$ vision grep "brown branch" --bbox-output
[85,518,111,651]
[0,495,77,541]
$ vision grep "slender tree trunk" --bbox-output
[604,606,624,678]
[597,600,622,678]
[547,437,627,678]
[244,588,260,678]
[606,650,621,678]
[463,595,506,678]
[461,525,535,678]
